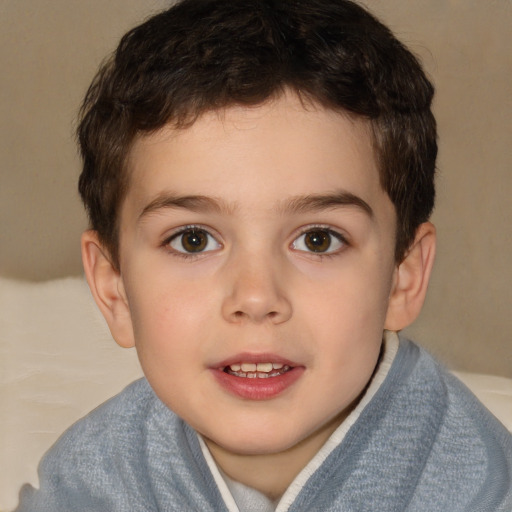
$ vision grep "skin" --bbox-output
[82,91,436,499]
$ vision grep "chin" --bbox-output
[206,420,315,456]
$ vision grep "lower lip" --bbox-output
[211,367,304,400]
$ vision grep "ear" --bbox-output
[81,230,135,348]
[384,222,436,331]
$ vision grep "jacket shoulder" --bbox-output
[409,343,512,511]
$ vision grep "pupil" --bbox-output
[183,230,207,252]
[305,231,331,252]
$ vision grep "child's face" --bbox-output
[116,92,398,459]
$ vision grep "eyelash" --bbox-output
[162,225,222,259]
[161,224,349,259]
[291,225,349,258]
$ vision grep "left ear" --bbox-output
[384,222,436,331]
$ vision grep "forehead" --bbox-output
[123,93,385,219]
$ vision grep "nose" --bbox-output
[221,252,293,325]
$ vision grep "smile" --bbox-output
[224,362,291,378]
[213,356,304,400]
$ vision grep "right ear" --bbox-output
[81,230,135,348]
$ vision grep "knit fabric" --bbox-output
[15,338,512,512]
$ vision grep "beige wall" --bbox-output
[1,1,510,377]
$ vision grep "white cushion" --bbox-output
[0,276,142,512]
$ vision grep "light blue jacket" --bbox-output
[15,339,512,511]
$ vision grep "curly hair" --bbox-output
[78,0,437,268]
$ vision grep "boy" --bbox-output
[16,0,512,510]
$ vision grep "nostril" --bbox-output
[231,309,279,321]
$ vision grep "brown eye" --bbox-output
[169,228,220,254]
[181,230,207,252]
[292,228,345,254]
[304,230,331,252]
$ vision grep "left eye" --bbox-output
[168,228,221,254]
[292,229,345,254]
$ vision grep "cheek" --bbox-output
[131,268,214,320]
[126,275,219,363]
[304,259,392,327]
[124,281,176,353]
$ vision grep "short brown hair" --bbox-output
[78,0,437,268]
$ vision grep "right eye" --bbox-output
[167,228,221,254]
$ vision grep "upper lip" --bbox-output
[213,353,300,370]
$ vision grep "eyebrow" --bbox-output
[139,193,232,220]
[281,191,374,218]
[138,190,373,220]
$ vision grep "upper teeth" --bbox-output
[230,362,284,373]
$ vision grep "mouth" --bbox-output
[213,355,303,400]
[223,362,292,379]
